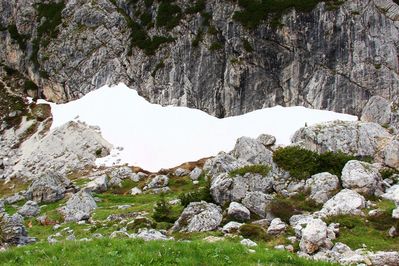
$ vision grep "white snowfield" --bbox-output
[40,83,357,172]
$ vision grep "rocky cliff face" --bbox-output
[1,0,399,118]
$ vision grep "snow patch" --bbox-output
[38,83,357,172]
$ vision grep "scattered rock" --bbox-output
[0,213,35,246]
[230,137,273,165]
[368,251,399,266]
[320,189,366,216]
[172,201,222,232]
[203,152,248,178]
[383,140,399,170]
[144,175,169,190]
[256,134,276,147]
[85,175,108,193]
[222,221,242,234]
[299,219,329,254]
[108,176,122,188]
[241,191,273,218]
[131,172,147,182]
[341,160,384,196]
[175,168,190,177]
[18,201,39,217]
[190,167,203,181]
[131,187,143,195]
[267,218,287,235]
[4,193,25,204]
[27,173,74,203]
[109,166,133,180]
[305,172,340,204]
[240,238,257,247]
[59,190,97,222]
[227,202,250,222]
[133,228,172,241]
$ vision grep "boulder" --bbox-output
[368,251,399,266]
[108,176,122,188]
[109,166,133,180]
[133,228,172,241]
[85,175,108,192]
[240,238,257,247]
[291,121,391,157]
[393,207,399,219]
[0,213,34,246]
[131,187,143,195]
[320,189,366,216]
[381,185,399,205]
[227,202,250,222]
[341,160,384,196]
[175,168,190,177]
[299,219,328,254]
[59,190,97,222]
[27,173,74,203]
[172,201,222,232]
[256,134,276,147]
[210,172,273,206]
[18,201,40,217]
[190,167,203,181]
[4,193,25,204]
[222,221,242,234]
[230,137,273,165]
[131,172,147,182]
[305,172,340,204]
[267,218,287,235]
[203,152,248,178]
[241,191,274,218]
[144,175,168,190]
[383,139,399,170]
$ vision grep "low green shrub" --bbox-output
[179,180,213,207]
[229,164,271,177]
[156,1,182,29]
[239,224,271,241]
[273,146,358,180]
[152,194,177,223]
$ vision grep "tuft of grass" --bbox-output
[239,224,271,241]
[0,238,339,265]
[229,164,271,177]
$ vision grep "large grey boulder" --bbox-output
[230,136,273,165]
[85,175,108,192]
[341,160,384,196]
[383,139,399,170]
[27,173,73,203]
[109,166,134,180]
[172,201,222,232]
[256,134,276,147]
[299,219,329,254]
[381,185,399,205]
[241,191,274,218]
[267,218,287,235]
[0,213,34,246]
[204,152,248,178]
[144,175,169,190]
[320,189,366,216]
[189,167,203,181]
[210,172,273,206]
[227,202,250,222]
[13,121,112,179]
[59,190,97,222]
[368,251,399,266]
[18,201,40,217]
[291,121,391,158]
[305,172,340,204]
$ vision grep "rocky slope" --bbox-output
[1,0,399,119]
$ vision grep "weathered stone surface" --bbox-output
[0,213,34,246]
[175,168,190,177]
[144,175,169,190]
[210,172,273,206]
[320,189,366,216]
[85,175,108,193]
[222,221,242,234]
[383,139,399,170]
[172,201,222,232]
[299,219,328,254]
[341,160,384,196]
[241,191,274,218]
[189,167,203,181]
[27,173,73,203]
[13,121,112,179]
[256,134,276,147]
[305,172,340,204]
[230,137,273,165]
[381,184,399,205]
[17,201,39,217]
[133,228,172,241]
[291,121,392,157]
[267,218,287,235]
[131,172,147,182]
[204,152,248,178]
[59,190,97,222]
[227,202,250,222]
[368,251,399,266]
[240,238,257,247]
[130,187,143,195]
[109,167,134,180]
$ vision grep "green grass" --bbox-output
[229,164,271,177]
[0,238,338,266]
[324,200,399,251]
